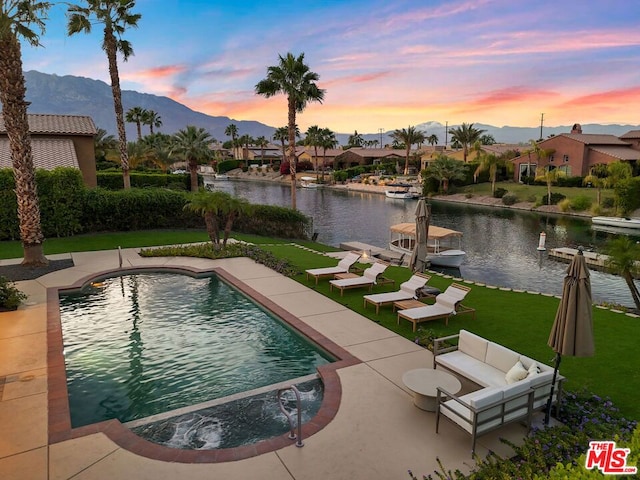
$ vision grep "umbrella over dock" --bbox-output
[545,247,594,424]
[409,198,430,273]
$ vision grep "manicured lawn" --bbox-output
[3,230,637,420]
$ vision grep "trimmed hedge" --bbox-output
[614,177,640,215]
[0,168,311,241]
[97,171,191,190]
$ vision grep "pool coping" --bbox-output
[46,265,361,463]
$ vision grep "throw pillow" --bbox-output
[527,361,540,378]
[505,360,528,384]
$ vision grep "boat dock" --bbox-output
[339,241,406,264]
[548,247,609,272]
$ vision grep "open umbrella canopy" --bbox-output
[548,249,594,357]
[409,199,430,272]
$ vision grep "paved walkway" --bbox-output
[0,248,531,479]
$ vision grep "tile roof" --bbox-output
[0,138,79,170]
[0,114,97,136]
[338,148,404,158]
[619,130,640,139]
[560,133,629,146]
[589,146,640,161]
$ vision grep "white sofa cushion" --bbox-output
[441,387,504,434]
[505,361,528,384]
[485,343,520,373]
[502,381,532,422]
[458,330,488,362]
[436,352,506,388]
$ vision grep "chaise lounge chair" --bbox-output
[363,272,431,313]
[397,283,474,331]
[305,252,362,285]
[329,261,391,296]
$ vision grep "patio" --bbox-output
[0,248,533,479]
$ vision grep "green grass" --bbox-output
[3,229,638,420]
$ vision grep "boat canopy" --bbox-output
[390,223,462,239]
[300,176,316,182]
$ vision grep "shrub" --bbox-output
[502,193,518,205]
[464,192,473,199]
[493,187,508,198]
[601,197,615,209]
[297,160,313,171]
[570,195,592,211]
[279,161,290,175]
[541,192,566,205]
[97,171,191,190]
[217,160,241,173]
[556,175,584,188]
[558,198,572,212]
[614,177,640,215]
[36,168,85,237]
[527,194,537,203]
[0,276,27,310]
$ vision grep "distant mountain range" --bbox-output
[22,70,640,145]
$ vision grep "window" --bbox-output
[548,154,554,162]
[563,154,569,162]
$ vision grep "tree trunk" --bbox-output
[223,212,236,246]
[105,27,130,189]
[404,144,410,175]
[188,159,199,192]
[287,97,297,210]
[0,32,48,266]
[204,212,219,245]
[623,272,640,311]
[136,121,142,141]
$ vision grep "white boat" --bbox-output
[213,173,229,180]
[389,223,466,268]
[592,216,640,230]
[300,176,322,188]
[384,183,419,199]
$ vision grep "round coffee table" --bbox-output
[402,368,462,411]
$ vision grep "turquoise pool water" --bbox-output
[59,272,332,428]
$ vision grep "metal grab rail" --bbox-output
[277,385,304,447]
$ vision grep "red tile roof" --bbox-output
[560,133,629,146]
[0,138,79,169]
[0,114,97,136]
[590,146,640,161]
[619,130,640,139]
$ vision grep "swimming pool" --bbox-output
[59,271,333,428]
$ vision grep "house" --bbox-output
[510,124,640,181]
[297,147,343,169]
[0,114,97,187]
[333,148,404,169]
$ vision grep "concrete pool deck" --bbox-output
[0,248,532,479]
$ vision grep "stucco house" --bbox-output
[510,124,639,181]
[0,113,97,187]
[333,148,404,169]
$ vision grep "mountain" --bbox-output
[23,70,275,141]
[22,70,640,145]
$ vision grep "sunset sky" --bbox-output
[20,0,640,134]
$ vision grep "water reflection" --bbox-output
[215,180,639,308]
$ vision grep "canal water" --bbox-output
[215,180,639,308]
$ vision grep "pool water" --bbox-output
[59,272,332,428]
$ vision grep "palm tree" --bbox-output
[171,126,214,192]
[604,237,640,310]
[305,125,323,175]
[347,130,364,148]
[583,163,610,207]
[94,127,118,162]
[535,166,563,206]
[238,134,253,167]
[143,109,162,134]
[391,126,425,175]
[319,127,337,182]
[474,153,503,196]
[125,106,146,140]
[427,134,439,146]
[67,0,141,190]
[141,132,173,170]
[423,154,466,194]
[448,123,485,162]
[256,136,268,166]
[0,0,50,266]
[480,134,496,145]
[255,52,325,210]
[224,123,238,157]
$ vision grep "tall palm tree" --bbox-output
[604,237,640,310]
[224,123,238,157]
[583,163,610,207]
[304,125,322,175]
[423,154,466,194]
[391,126,425,175]
[68,0,141,190]
[474,153,503,196]
[0,0,50,266]
[319,127,337,182]
[427,134,439,146]
[273,126,288,167]
[94,127,117,162]
[171,125,214,192]
[143,109,162,134]
[141,132,173,170]
[255,52,325,210]
[347,130,364,148]
[255,136,268,166]
[448,122,485,163]
[125,106,146,140]
[238,134,253,167]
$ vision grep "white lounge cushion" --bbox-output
[398,303,453,320]
[502,381,532,422]
[441,387,504,434]
[505,361,528,384]
[436,352,507,388]
[458,330,488,362]
[399,274,430,296]
[330,276,375,288]
[485,343,520,373]
[363,290,412,304]
[306,252,361,277]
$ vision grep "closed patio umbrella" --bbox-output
[409,198,430,273]
[545,247,594,424]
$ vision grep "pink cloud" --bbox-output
[124,64,187,81]
[561,86,640,108]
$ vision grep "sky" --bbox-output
[19,0,640,135]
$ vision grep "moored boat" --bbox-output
[592,216,640,230]
[389,223,466,268]
[384,183,419,199]
[300,176,322,188]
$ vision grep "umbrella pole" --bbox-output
[544,353,562,425]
